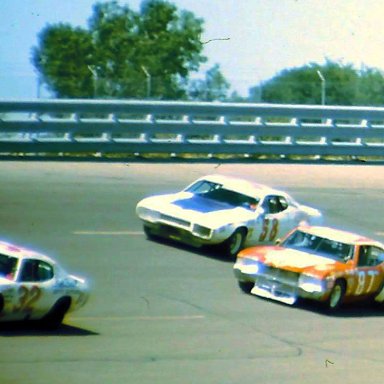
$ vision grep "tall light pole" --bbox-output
[36,75,42,98]
[316,70,326,105]
[141,66,151,98]
[87,65,99,98]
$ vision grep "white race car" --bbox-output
[136,174,322,257]
[0,241,89,328]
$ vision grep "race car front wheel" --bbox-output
[238,280,253,294]
[222,229,246,258]
[41,297,71,329]
[143,225,155,239]
[327,280,346,311]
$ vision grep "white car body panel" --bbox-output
[0,241,89,323]
[136,174,323,251]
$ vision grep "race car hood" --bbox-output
[239,246,350,277]
[138,192,256,228]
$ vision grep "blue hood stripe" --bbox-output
[172,195,233,213]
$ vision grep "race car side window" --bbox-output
[19,260,38,282]
[358,246,384,267]
[0,254,18,280]
[37,261,54,281]
[277,196,289,211]
[372,247,384,265]
[19,259,54,282]
[262,195,288,214]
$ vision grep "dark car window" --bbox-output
[278,196,289,210]
[19,259,54,282]
[283,230,353,262]
[0,254,18,280]
[358,246,384,267]
[262,195,288,214]
[37,261,54,281]
[185,180,221,194]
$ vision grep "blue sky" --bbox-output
[1,0,384,99]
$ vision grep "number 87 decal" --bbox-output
[258,218,279,242]
[355,270,379,295]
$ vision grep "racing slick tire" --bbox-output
[327,280,346,311]
[370,283,384,307]
[143,225,159,241]
[238,280,254,294]
[41,297,71,329]
[222,229,246,258]
[143,225,154,239]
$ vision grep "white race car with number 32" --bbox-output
[0,241,89,328]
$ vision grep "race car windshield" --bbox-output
[185,180,259,210]
[0,254,18,280]
[282,230,354,262]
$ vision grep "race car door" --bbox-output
[255,194,297,244]
[12,258,58,320]
[351,245,384,298]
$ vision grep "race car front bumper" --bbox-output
[234,262,328,305]
[143,221,214,247]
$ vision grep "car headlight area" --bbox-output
[192,224,212,239]
[234,258,262,275]
[298,274,326,294]
[136,207,160,222]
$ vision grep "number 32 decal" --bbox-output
[258,218,279,242]
[13,285,41,313]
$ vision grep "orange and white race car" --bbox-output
[0,241,89,327]
[233,226,384,310]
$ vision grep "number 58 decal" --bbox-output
[13,285,41,313]
[258,218,279,242]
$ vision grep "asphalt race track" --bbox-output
[0,161,383,384]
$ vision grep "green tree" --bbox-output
[355,67,384,106]
[32,23,95,98]
[188,64,230,101]
[249,60,384,106]
[32,0,207,99]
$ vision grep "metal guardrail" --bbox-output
[0,99,383,158]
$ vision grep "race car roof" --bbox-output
[297,226,382,246]
[0,241,54,263]
[190,174,289,199]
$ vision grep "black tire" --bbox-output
[238,280,253,294]
[0,294,4,314]
[41,298,71,329]
[327,280,346,311]
[143,225,155,240]
[222,229,246,258]
[370,282,384,307]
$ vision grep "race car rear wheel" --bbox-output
[222,229,246,258]
[327,280,346,310]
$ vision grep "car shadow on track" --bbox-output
[290,298,384,318]
[146,235,235,263]
[239,291,384,318]
[0,321,99,336]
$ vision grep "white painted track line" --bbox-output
[73,230,144,235]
